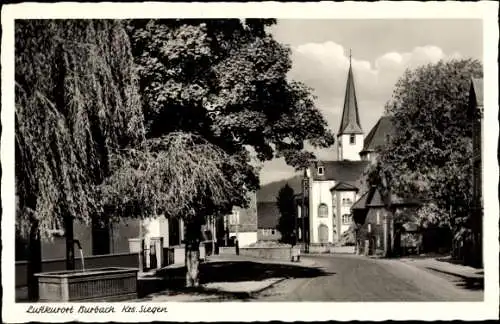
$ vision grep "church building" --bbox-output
[303,55,369,247]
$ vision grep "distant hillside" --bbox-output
[257,174,303,202]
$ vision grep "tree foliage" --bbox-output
[367,58,483,234]
[15,20,144,238]
[276,184,297,244]
[100,132,249,221]
[126,19,335,179]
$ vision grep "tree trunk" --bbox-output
[64,215,75,270]
[27,220,42,301]
[211,215,216,255]
[184,219,201,287]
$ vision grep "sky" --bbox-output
[259,19,483,185]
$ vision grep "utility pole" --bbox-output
[302,168,308,251]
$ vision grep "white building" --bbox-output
[305,56,369,245]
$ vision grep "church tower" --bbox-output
[337,50,364,161]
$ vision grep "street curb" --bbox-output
[248,277,287,298]
[425,266,484,281]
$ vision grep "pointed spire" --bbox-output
[338,50,363,135]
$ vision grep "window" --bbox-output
[49,218,65,237]
[385,134,391,143]
[342,214,351,225]
[350,134,356,144]
[229,210,240,225]
[318,204,328,218]
[271,229,275,235]
[376,211,381,225]
[376,236,381,248]
[367,223,372,233]
[343,198,352,206]
[317,166,324,176]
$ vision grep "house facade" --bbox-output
[224,193,258,247]
[352,187,420,256]
[469,77,483,267]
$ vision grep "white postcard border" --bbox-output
[2,1,499,322]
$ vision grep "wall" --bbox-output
[357,207,391,255]
[239,247,293,261]
[228,231,258,247]
[339,191,357,235]
[26,217,175,262]
[35,218,144,260]
[110,219,142,254]
[228,193,258,233]
[309,180,336,244]
[338,134,364,161]
[257,228,282,241]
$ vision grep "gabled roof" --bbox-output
[257,202,280,229]
[366,189,386,207]
[312,160,369,181]
[470,78,483,107]
[351,190,372,210]
[338,62,363,135]
[361,116,395,154]
[330,181,359,192]
[257,175,303,203]
[352,187,421,210]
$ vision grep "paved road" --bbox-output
[255,254,483,302]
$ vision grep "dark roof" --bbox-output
[330,181,359,192]
[361,116,395,154]
[351,190,372,210]
[352,187,421,210]
[257,202,281,229]
[470,78,483,107]
[338,62,363,135]
[257,175,303,203]
[366,189,386,207]
[312,160,369,181]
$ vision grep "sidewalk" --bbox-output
[137,254,316,301]
[398,255,483,280]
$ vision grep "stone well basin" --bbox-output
[35,267,138,302]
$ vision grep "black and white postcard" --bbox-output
[1,1,499,322]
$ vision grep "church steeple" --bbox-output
[338,49,363,135]
[337,50,364,161]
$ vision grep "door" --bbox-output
[318,224,329,244]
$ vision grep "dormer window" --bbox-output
[317,166,324,176]
[350,134,356,144]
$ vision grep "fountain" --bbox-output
[73,239,85,272]
[34,239,138,302]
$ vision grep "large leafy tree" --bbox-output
[367,58,482,249]
[276,184,297,245]
[15,20,144,300]
[101,132,248,286]
[125,19,335,285]
[126,19,334,168]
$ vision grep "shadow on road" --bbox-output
[426,267,485,292]
[454,276,484,291]
[155,261,330,285]
[199,261,330,283]
[139,261,330,300]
